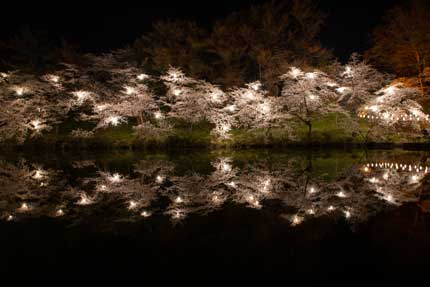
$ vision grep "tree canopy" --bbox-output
[367,0,430,95]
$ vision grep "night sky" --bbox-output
[0,0,404,61]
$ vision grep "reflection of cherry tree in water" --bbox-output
[1,152,430,228]
[0,160,69,220]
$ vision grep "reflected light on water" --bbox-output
[77,193,94,206]
[1,151,430,228]
[336,191,347,198]
[128,201,138,210]
[291,215,303,226]
[17,203,30,212]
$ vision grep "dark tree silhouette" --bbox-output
[367,0,430,95]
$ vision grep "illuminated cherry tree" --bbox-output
[228,81,285,135]
[335,53,387,110]
[160,67,235,139]
[280,67,347,142]
[160,67,211,124]
[0,73,70,143]
[357,82,429,136]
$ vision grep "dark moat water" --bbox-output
[1,148,430,280]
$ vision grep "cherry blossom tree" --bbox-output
[0,72,70,143]
[228,81,285,134]
[335,53,387,111]
[280,67,347,142]
[357,82,429,141]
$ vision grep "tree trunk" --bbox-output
[139,112,144,125]
[418,75,425,96]
[259,63,262,81]
[415,51,425,96]
[307,122,312,144]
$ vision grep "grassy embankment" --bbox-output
[7,111,428,150]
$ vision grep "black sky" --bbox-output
[0,0,405,61]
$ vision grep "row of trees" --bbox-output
[0,52,427,145]
[1,1,428,94]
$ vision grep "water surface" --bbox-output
[1,149,430,278]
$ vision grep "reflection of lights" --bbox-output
[221,161,232,173]
[369,105,378,112]
[226,105,236,112]
[30,119,42,130]
[336,87,350,94]
[221,123,231,133]
[210,90,223,102]
[18,203,30,212]
[137,74,149,80]
[247,195,260,207]
[172,209,185,220]
[383,85,397,96]
[369,177,379,184]
[33,169,46,180]
[227,181,236,188]
[343,66,353,78]
[308,94,317,100]
[249,82,261,91]
[244,90,256,101]
[7,215,14,221]
[170,72,179,81]
[363,167,370,172]
[77,193,94,205]
[124,86,137,95]
[107,173,122,183]
[344,210,351,219]
[154,111,163,119]
[336,191,347,198]
[96,104,109,111]
[411,175,419,183]
[308,186,317,194]
[72,90,92,104]
[13,86,26,96]
[383,172,389,180]
[384,194,395,204]
[291,215,303,226]
[45,74,59,83]
[261,179,271,193]
[128,201,138,210]
[104,115,125,127]
[175,196,183,203]
[56,209,64,217]
[174,211,181,218]
[98,184,108,192]
[212,195,221,203]
[307,208,315,215]
[172,88,182,96]
[289,67,302,78]
[156,175,164,183]
[305,72,317,79]
[259,102,271,114]
[327,205,335,212]
[141,211,151,217]
[173,210,183,219]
